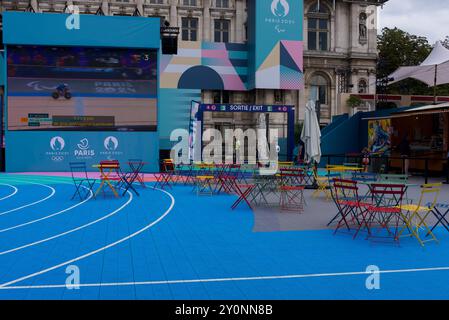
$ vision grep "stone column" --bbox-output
[349,3,358,52]
[203,0,211,42]
[31,0,39,12]
[297,89,306,122]
[136,0,144,16]
[330,82,337,123]
[265,90,275,105]
[235,0,245,43]
[101,0,109,16]
[169,0,178,27]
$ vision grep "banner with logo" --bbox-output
[5,131,159,172]
[247,0,304,90]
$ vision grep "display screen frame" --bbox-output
[6,44,158,132]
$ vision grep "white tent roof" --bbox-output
[397,102,449,113]
[389,42,449,87]
[363,102,449,121]
[421,41,449,66]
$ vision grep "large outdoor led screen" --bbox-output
[7,45,157,131]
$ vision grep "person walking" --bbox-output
[292,141,305,164]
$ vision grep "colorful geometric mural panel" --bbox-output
[160,41,248,91]
[256,40,303,89]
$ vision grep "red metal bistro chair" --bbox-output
[331,178,373,239]
[231,183,256,211]
[365,183,406,244]
[279,168,306,213]
[154,159,175,190]
[217,174,237,195]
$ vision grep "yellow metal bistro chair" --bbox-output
[397,183,442,246]
[312,170,333,200]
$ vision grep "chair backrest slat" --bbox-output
[69,162,89,181]
[417,183,442,210]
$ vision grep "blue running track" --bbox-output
[0,174,448,300]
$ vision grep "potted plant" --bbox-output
[347,95,363,115]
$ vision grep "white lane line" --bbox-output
[0,184,18,202]
[0,188,174,289]
[1,265,449,290]
[0,186,93,234]
[0,190,133,256]
[0,182,56,217]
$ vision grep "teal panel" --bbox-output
[5,131,159,172]
[247,0,303,89]
[3,12,160,49]
[159,89,201,150]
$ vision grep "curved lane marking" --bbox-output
[0,186,93,234]
[0,184,19,202]
[0,181,56,217]
[0,188,175,288]
[0,190,133,256]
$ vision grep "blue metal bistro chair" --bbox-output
[69,162,97,201]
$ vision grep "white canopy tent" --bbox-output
[388,42,449,103]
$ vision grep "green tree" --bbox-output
[442,36,449,49]
[347,95,363,109]
[377,27,433,95]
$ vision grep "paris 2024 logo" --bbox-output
[271,0,290,18]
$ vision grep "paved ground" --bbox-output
[253,177,448,232]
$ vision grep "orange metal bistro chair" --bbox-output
[95,160,122,198]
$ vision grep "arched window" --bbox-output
[310,74,329,105]
[358,79,368,94]
[307,1,330,51]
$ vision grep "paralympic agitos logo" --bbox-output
[100,136,123,160]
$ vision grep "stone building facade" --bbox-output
[0,0,388,129]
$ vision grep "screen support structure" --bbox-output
[196,104,295,162]
[0,92,4,172]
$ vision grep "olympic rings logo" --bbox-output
[51,156,65,162]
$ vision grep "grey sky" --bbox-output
[378,0,449,43]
